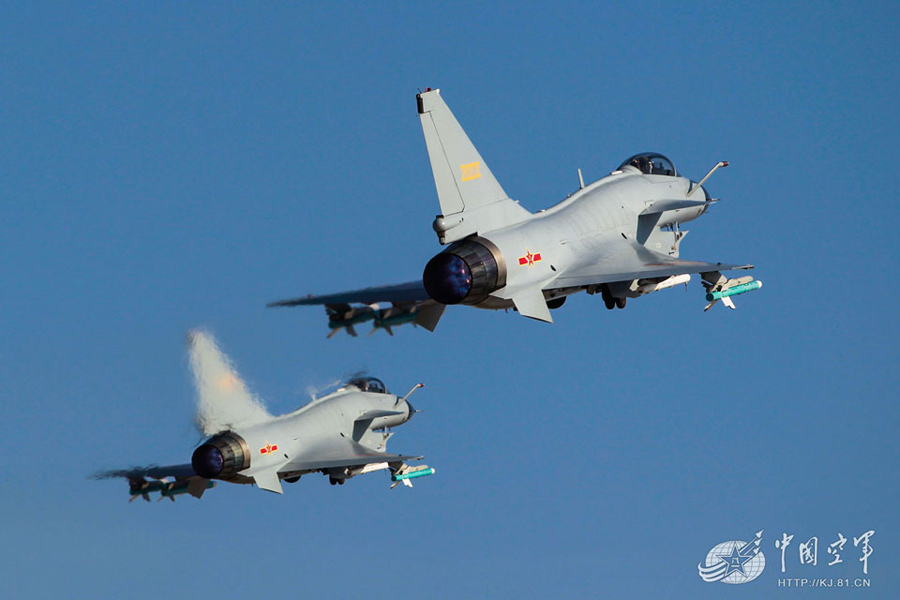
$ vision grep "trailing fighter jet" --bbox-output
[269,89,761,336]
[96,331,433,501]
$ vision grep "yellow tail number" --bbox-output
[460,161,481,182]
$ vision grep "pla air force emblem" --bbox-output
[698,530,766,584]
[518,249,542,267]
[259,442,279,455]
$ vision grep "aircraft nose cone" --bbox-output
[405,400,415,421]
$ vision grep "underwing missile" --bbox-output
[636,274,691,295]
[705,280,763,302]
[128,479,216,502]
[370,307,419,336]
[391,467,435,483]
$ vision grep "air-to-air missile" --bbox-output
[129,478,217,502]
[636,273,692,295]
[390,466,436,488]
[705,279,763,302]
[326,305,376,338]
[371,307,419,336]
[701,274,763,311]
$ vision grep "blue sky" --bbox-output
[3,2,898,597]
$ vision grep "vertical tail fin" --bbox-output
[188,330,272,435]
[417,89,530,243]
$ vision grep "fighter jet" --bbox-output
[269,89,761,336]
[96,331,433,501]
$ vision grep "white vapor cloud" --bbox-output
[187,329,272,436]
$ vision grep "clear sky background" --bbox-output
[3,3,898,598]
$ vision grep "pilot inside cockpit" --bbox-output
[630,156,650,172]
[619,152,677,177]
[348,377,387,394]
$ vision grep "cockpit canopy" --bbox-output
[617,152,677,177]
[348,376,388,394]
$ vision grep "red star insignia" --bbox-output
[518,249,543,267]
[259,442,279,455]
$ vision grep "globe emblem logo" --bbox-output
[698,530,765,584]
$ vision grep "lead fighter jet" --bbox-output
[96,331,433,500]
[270,89,761,336]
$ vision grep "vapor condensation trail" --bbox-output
[187,329,271,436]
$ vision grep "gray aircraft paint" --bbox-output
[269,89,760,334]
[97,332,430,499]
